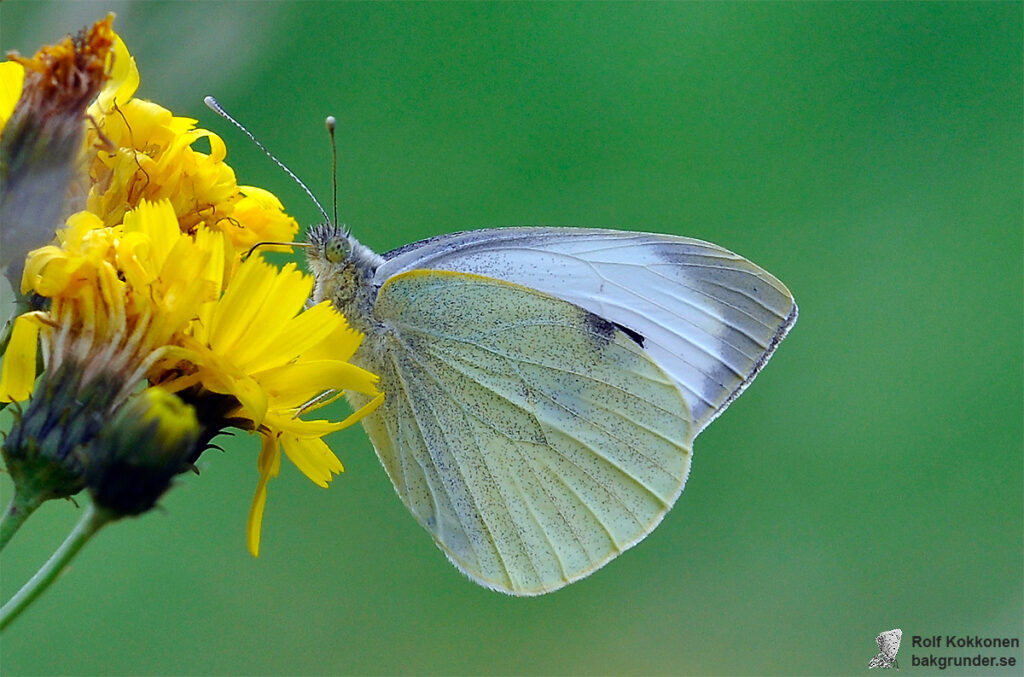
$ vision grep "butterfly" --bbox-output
[203,96,797,595]
[305,223,797,595]
[869,628,903,669]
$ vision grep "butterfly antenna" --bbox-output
[242,240,309,261]
[204,96,331,225]
[325,116,341,230]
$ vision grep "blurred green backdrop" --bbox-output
[1,2,1020,675]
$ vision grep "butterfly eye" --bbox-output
[325,236,351,263]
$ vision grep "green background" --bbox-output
[1,2,1021,675]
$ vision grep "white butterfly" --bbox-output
[202,95,796,595]
[869,628,902,669]
[306,224,797,595]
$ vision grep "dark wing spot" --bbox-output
[584,312,617,344]
[584,311,646,347]
[614,322,646,347]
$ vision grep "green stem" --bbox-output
[0,489,45,552]
[0,502,114,632]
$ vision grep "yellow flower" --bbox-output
[171,253,383,554]
[83,36,298,257]
[1,18,383,547]
[6,201,220,401]
[162,251,383,554]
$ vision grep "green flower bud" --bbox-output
[2,360,120,501]
[85,387,200,516]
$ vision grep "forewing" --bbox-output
[353,270,693,595]
[378,228,797,434]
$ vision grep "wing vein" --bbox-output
[386,348,467,558]
[392,332,543,588]
[386,339,495,577]
[519,365,673,513]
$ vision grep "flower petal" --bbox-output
[254,359,380,406]
[227,264,313,369]
[0,313,43,402]
[280,434,343,487]
[241,301,342,374]
[300,320,363,363]
[0,60,25,133]
[94,34,138,112]
[208,255,279,353]
[246,433,281,557]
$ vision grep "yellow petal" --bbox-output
[246,433,281,557]
[208,255,279,353]
[0,60,25,133]
[195,363,269,426]
[95,34,139,112]
[236,185,285,211]
[279,434,343,487]
[122,200,180,273]
[60,210,106,250]
[22,245,70,295]
[189,227,228,341]
[227,262,312,369]
[235,374,270,424]
[301,319,363,363]
[255,359,380,405]
[233,186,299,244]
[266,391,384,439]
[242,302,344,374]
[0,314,43,402]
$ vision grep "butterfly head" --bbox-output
[202,98,385,331]
[306,222,384,331]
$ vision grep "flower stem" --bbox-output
[0,502,114,632]
[0,489,45,552]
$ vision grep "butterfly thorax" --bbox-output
[306,223,385,336]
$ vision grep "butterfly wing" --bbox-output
[378,227,797,435]
[350,269,693,595]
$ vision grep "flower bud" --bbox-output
[85,387,200,516]
[2,360,120,501]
